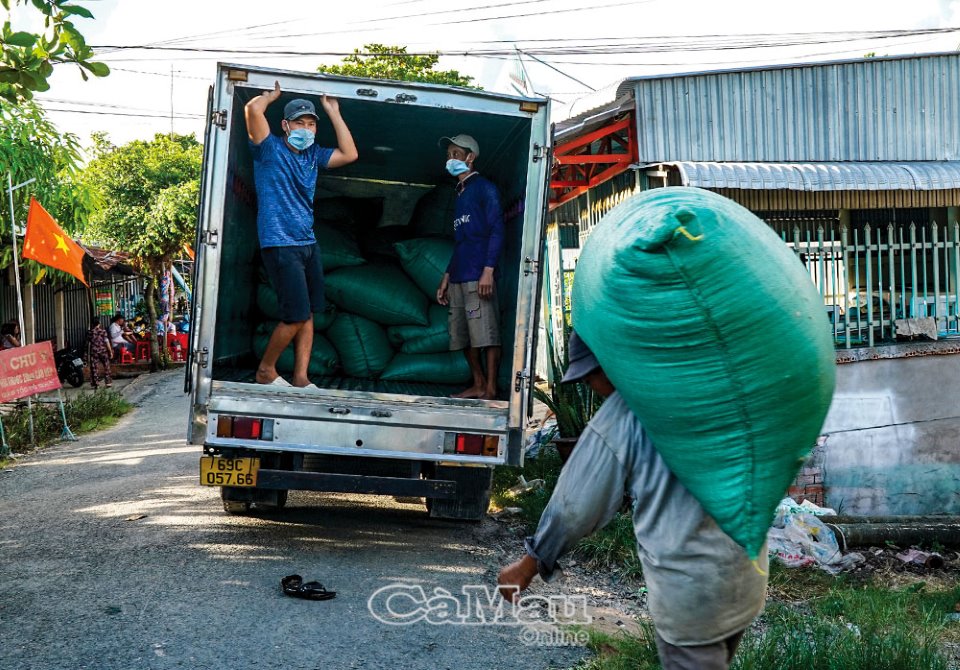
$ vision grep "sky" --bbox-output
[9,0,960,149]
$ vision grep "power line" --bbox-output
[43,107,204,120]
[518,50,595,91]
[91,26,960,57]
[437,0,655,25]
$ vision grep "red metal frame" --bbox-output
[549,113,637,210]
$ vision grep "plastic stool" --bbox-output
[120,348,135,365]
[135,341,150,361]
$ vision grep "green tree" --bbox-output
[0,100,93,284]
[317,44,478,88]
[0,0,109,103]
[83,133,202,368]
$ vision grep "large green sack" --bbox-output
[257,283,337,331]
[314,223,365,270]
[388,304,449,354]
[395,238,455,296]
[410,186,455,238]
[571,187,836,560]
[325,265,429,326]
[326,313,394,378]
[252,324,339,376]
[381,351,471,385]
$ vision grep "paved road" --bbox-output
[0,371,586,670]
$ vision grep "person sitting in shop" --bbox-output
[108,313,134,359]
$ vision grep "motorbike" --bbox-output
[54,345,85,388]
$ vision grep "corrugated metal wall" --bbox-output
[631,53,960,163]
[713,188,960,211]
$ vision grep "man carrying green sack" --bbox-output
[245,81,358,388]
[498,331,767,670]
[435,134,504,400]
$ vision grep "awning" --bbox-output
[655,161,960,191]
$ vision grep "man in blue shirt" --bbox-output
[498,331,767,670]
[435,134,504,400]
[245,82,358,387]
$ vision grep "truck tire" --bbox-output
[426,466,493,521]
[221,487,287,513]
[221,487,251,515]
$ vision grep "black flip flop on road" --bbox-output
[281,575,337,601]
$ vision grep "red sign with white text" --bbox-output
[0,341,62,402]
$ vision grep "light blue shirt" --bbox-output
[250,134,334,249]
[526,392,768,646]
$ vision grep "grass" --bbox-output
[0,389,131,466]
[573,577,960,670]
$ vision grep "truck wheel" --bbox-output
[220,487,251,515]
[223,500,251,514]
[427,466,493,521]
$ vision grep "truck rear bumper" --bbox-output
[253,469,457,499]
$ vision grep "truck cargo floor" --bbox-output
[213,366,467,399]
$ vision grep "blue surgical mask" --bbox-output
[287,128,315,151]
[446,158,470,177]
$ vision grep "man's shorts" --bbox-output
[448,280,501,350]
[261,243,325,324]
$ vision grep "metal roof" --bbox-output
[620,51,960,163]
[657,161,960,191]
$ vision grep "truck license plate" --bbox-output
[200,457,259,487]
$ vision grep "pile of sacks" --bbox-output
[252,220,471,386]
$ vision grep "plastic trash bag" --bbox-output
[767,499,864,574]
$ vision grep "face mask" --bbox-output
[446,158,470,177]
[287,127,315,151]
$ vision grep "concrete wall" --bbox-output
[821,342,960,516]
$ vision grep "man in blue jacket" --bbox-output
[435,134,504,400]
[245,82,358,388]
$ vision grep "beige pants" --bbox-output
[448,281,501,350]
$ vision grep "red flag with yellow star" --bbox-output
[23,198,87,286]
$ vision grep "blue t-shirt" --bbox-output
[249,134,334,248]
[446,174,505,284]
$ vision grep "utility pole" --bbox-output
[170,64,175,135]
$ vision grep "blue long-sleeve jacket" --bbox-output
[446,174,504,283]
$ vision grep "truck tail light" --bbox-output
[216,416,274,440]
[455,434,483,455]
[447,433,500,456]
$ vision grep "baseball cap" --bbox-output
[284,98,318,121]
[439,134,480,157]
[561,330,602,383]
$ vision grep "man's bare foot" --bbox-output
[479,389,497,401]
[452,386,485,399]
[291,375,311,388]
[256,366,282,384]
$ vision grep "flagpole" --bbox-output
[7,173,37,447]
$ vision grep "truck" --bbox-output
[187,63,551,520]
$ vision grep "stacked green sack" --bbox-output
[394,238,454,296]
[314,223,365,270]
[325,264,429,326]
[257,283,337,331]
[381,351,470,384]
[571,187,836,560]
[252,323,339,376]
[326,313,394,378]
[388,304,450,354]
